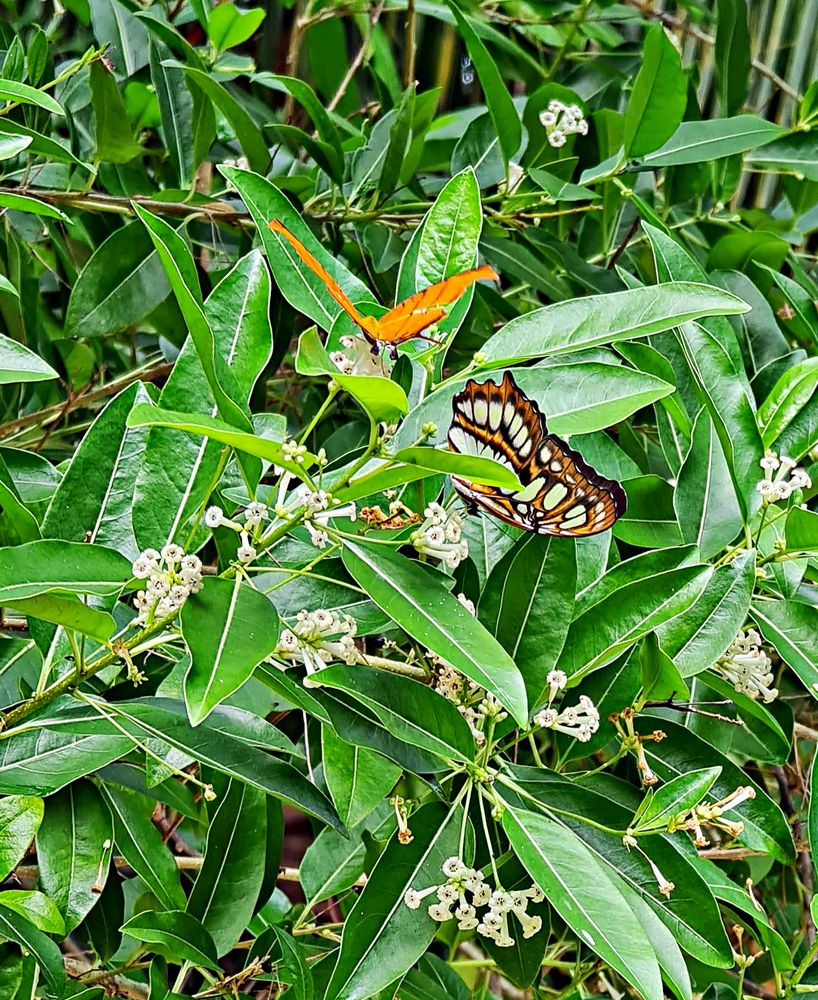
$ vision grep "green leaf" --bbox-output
[0,890,63,936]
[0,192,71,222]
[324,802,466,1000]
[447,3,521,165]
[100,785,186,911]
[186,779,266,955]
[176,66,268,172]
[0,80,64,116]
[0,908,65,993]
[64,222,171,338]
[95,699,340,829]
[635,115,785,168]
[322,727,401,830]
[312,663,475,763]
[407,167,484,348]
[295,327,408,422]
[127,404,302,471]
[674,409,743,559]
[614,475,684,549]
[36,781,112,933]
[207,2,265,50]
[636,716,795,861]
[0,333,58,384]
[42,383,150,561]
[752,599,818,692]
[0,540,131,601]
[498,765,732,968]
[745,132,818,182]
[391,445,520,488]
[714,0,749,116]
[786,505,818,551]
[0,595,116,643]
[89,0,151,78]
[134,249,273,548]
[623,25,686,158]
[221,167,372,333]
[758,357,818,447]
[149,42,195,187]
[478,283,749,367]
[301,824,366,907]
[131,206,256,457]
[121,910,219,969]
[501,805,662,1000]
[560,563,710,680]
[657,552,755,677]
[182,577,281,725]
[0,796,43,881]
[89,61,142,163]
[341,540,528,725]
[479,533,577,705]
[272,927,314,1000]
[632,768,721,833]
[379,84,415,194]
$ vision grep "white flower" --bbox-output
[305,521,329,550]
[204,505,224,528]
[780,456,797,471]
[756,451,810,505]
[443,856,465,878]
[237,532,257,563]
[775,480,793,500]
[549,130,566,147]
[282,440,308,465]
[756,479,776,498]
[791,468,812,489]
[759,455,780,473]
[457,593,476,615]
[546,669,568,703]
[161,544,185,565]
[411,505,469,568]
[716,629,777,703]
[132,554,156,579]
[245,501,268,527]
[539,99,588,148]
[428,902,453,922]
[535,695,599,742]
[273,608,360,676]
[539,110,557,127]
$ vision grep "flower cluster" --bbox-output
[273,608,360,679]
[404,857,543,947]
[756,453,812,503]
[716,629,777,703]
[291,485,357,551]
[533,670,600,743]
[205,502,270,563]
[539,100,589,148]
[330,335,391,377]
[671,785,757,849]
[611,708,666,786]
[132,545,203,623]
[410,503,468,569]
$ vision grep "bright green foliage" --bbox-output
[0,2,817,999]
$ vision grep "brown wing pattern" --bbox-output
[448,372,626,537]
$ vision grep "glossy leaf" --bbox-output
[0,540,131,601]
[121,910,219,968]
[182,577,281,725]
[0,333,58,385]
[478,283,749,367]
[623,25,686,157]
[186,779,266,955]
[0,796,43,881]
[322,727,401,830]
[341,540,528,725]
[636,116,784,168]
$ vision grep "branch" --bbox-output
[64,956,149,999]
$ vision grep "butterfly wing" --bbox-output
[448,372,626,537]
[375,264,498,345]
[268,220,373,333]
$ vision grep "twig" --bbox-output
[623,0,801,101]
[774,764,815,945]
[643,697,744,725]
[607,217,639,269]
[327,2,385,113]
[697,846,770,860]
[0,361,172,441]
[64,956,148,999]
[403,0,417,87]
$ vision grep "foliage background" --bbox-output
[1,0,818,998]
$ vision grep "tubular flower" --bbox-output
[131,548,203,623]
[539,100,589,147]
[273,608,360,680]
[756,452,811,503]
[534,695,600,743]
[715,629,777,703]
[410,502,468,568]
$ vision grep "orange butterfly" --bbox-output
[268,219,497,355]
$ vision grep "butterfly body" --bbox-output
[448,372,626,537]
[268,219,497,356]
